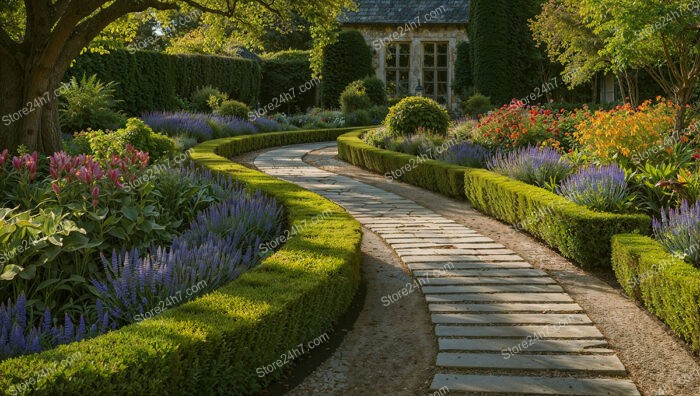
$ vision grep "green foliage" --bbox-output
[0,127,364,394]
[384,97,450,136]
[260,50,317,113]
[66,50,261,115]
[462,93,494,117]
[464,168,651,268]
[362,76,387,106]
[454,41,473,97]
[338,130,467,198]
[470,0,546,104]
[611,234,700,352]
[214,100,251,119]
[58,74,127,134]
[321,30,374,108]
[340,81,372,114]
[69,118,175,161]
[191,85,228,112]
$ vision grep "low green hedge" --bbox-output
[0,128,363,395]
[464,169,651,268]
[337,130,466,198]
[337,130,651,268]
[611,235,700,352]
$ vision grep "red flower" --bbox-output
[693,150,700,161]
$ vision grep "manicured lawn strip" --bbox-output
[337,129,466,198]
[612,235,700,352]
[337,130,651,268]
[0,128,363,395]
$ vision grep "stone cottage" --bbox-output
[340,0,469,110]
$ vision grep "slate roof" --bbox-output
[340,0,469,25]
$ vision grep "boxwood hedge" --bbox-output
[337,129,651,268]
[0,127,364,395]
[611,235,700,352]
[337,130,466,198]
[464,169,651,268]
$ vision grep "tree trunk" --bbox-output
[0,56,63,154]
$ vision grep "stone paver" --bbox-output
[255,142,640,395]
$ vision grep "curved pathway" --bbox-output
[255,142,640,395]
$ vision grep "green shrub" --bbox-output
[69,118,175,160]
[362,76,387,105]
[66,50,261,114]
[345,109,372,127]
[261,50,316,113]
[338,130,467,197]
[214,100,251,119]
[321,30,374,108]
[384,96,450,136]
[368,105,389,124]
[58,74,127,133]
[464,169,651,268]
[340,81,372,114]
[454,41,473,98]
[191,85,228,112]
[611,234,700,352]
[462,93,494,117]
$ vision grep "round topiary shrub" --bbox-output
[362,76,387,105]
[340,81,372,114]
[462,93,494,117]
[384,96,450,136]
[215,100,251,119]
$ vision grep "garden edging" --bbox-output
[611,235,700,353]
[0,127,364,395]
[337,129,651,268]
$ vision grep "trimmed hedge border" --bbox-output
[464,169,651,268]
[337,129,651,268]
[0,127,364,395]
[337,130,466,198]
[611,235,700,352]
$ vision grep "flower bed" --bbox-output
[0,128,364,394]
[338,129,652,268]
[611,234,700,352]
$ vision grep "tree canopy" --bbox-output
[0,0,355,153]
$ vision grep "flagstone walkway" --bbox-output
[255,142,640,395]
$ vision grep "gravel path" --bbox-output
[254,142,645,395]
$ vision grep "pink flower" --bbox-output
[0,149,8,166]
[11,156,22,170]
[91,186,100,207]
[23,152,38,180]
[107,169,123,187]
[50,151,72,180]
[51,181,61,195]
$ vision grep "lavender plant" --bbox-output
[653,200,700,265]
[92,190,283,323]
[1,295,113,359]
[1,165,284,360]
[557,164,634,213]
[487,146,572,187]
[440,142,491,168]
[141,111,289,142]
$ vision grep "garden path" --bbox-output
[255,142,640,395]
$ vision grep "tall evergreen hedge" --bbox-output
[469,0,545,104]
[66,50,261,115]
[454,41,473,98]
[321,30,374,108]
[260,50,317,113]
